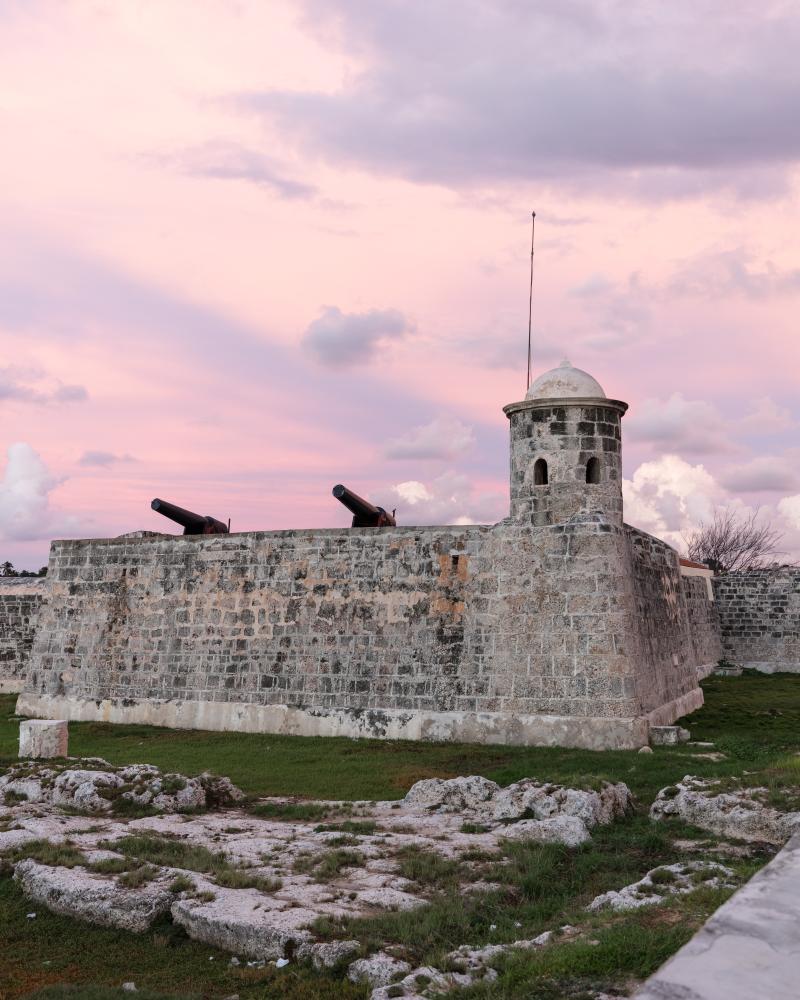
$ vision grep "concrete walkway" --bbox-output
[635,833,800,999]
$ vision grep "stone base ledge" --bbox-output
[733,660,800,674]
[635,833,800,999]
[645,687,704,729]
[0,679,25,694]
[15,690,702,750]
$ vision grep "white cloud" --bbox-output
[623,455,721,548]
[389,471,506,525]
[302,306,412,367]
[385,416,475,461]
[778,495,800,530]
[0,443,62,541]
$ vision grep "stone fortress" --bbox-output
[1,360,795,749]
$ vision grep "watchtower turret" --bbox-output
[503,359,628,525]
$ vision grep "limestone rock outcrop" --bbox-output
[650,776,800,845]
[13,859,173,932]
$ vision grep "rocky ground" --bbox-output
[2,755,793,999]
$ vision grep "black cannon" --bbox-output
[332,484,396,527]
[151,498,229,535]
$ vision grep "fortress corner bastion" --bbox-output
[14,361,712,749]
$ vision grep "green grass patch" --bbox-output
[294,849,366,882]
[97,834,277,891]
[1,840,88,871]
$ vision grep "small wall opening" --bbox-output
[534,458,548,486]
[586,457,600,484]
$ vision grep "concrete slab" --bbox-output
[635,833,800,1000]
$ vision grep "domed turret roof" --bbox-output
[526,359,606,401]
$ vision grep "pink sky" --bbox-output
[1,0,799,569]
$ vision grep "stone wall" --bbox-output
[681,575,722,679]
[714,568,800,672]
[0,578,46,693]
[17,514,704,749]
[623,526,708,715]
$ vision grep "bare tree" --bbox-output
[685,508,783,573]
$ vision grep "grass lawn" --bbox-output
[1,671,799,1000]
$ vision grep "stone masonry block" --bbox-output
[19,719,68,758]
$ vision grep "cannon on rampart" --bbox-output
[332,484,396,527]
[151,498,229,535]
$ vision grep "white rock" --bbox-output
[650,776,800,845]
[171,889,315,960]
[19,720,68,759]
[500,815,591,847]
[275,958,290,968]
[587,861,734,912]
[51,769,124,813]
[122,983,137,992]
[13,860,172,932]
[491,780,631,827]
[348,952,412,987]
[638,746,653,755]
[403,775,500,812]
[298,939,360,970]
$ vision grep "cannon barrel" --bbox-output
[151,498,229,535]
[332,484,396,527]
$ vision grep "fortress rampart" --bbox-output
[0,578,46,693]
[8,361,735,748]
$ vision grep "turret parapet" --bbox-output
[504,361,628,526]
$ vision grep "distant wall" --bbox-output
[714,568,800,672]
[0,579,46,692]
[17,517,704,748]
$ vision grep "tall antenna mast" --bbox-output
[526,211,536,391]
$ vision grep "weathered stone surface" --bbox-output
[19,720,68,759]
[587,861,734,912]
[51,769,124,812]
[297,939,361,970]
[650,776,800,845]
[404,776,500,812]
[634,833,800,1000]
[0,578,45,693]
[0,760,244,815]
[500,815,591,847]
[347,952,411,987]
[714,568,800,673]
[13,859,172,932]
[649,726,690,746]
[171,891,316,960]
[490,779,632,826]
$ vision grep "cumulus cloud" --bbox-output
[623,455,721,548]
[166,141,316,200]
[78,451,136,467]
[626,393,733,455]
[239,0,800,196]
[0,366,87,405]
[389,471,506,525]
[385,416,475,461]
[0,443,62,541]
[302,306,412,366]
